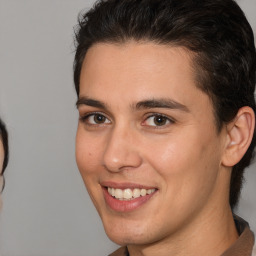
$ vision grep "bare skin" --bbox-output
[75,41,252,256]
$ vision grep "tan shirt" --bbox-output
[109,215,255,256]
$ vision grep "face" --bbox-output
[0,139,4,209]
[76,42,230,246]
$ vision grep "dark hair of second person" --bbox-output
[0,118,9,191]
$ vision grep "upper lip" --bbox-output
[101,181,157,190]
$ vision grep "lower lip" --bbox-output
[102,187,157,212]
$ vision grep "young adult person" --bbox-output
[0,118,9,209]
[73,0,256,255]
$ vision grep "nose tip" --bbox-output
[102,132,142,172]
[103,151,142,172]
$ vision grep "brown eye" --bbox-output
[153,115,168,126]
[84,113,111,125]
[144,114,172,127]
[94,114,106,124]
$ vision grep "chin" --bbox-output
[101,215,154,246]
[106,229,148,246]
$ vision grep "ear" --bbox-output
[222,106,255,167]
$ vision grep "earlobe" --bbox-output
[222,106,255,167]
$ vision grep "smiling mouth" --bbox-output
[107,187,156,201]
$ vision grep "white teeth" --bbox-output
[115,189,123,199]
[147,189,154,195]
[107,187,156,200]
[141,189,146,196]
[123,189,133,200]
[133,188,141,198]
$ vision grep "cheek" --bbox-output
[76,128,100,174]
[147,130,221,202]
[0,159,3,175]
[75,129,104,205]
[154,127,220,173]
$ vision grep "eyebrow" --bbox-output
[76,97,107,109]
[76,96,189,112]
[134,98,189,112]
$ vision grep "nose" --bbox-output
[103,126,143,172]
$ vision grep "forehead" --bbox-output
[81,42,197,93]
[80,41,210,106]
[83,41,195,72]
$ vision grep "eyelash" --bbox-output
[79,112,175,128]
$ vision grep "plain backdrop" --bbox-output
[0,0,255,255]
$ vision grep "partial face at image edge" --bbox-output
[0,138,5,208]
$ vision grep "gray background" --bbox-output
[0,0,255,255]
